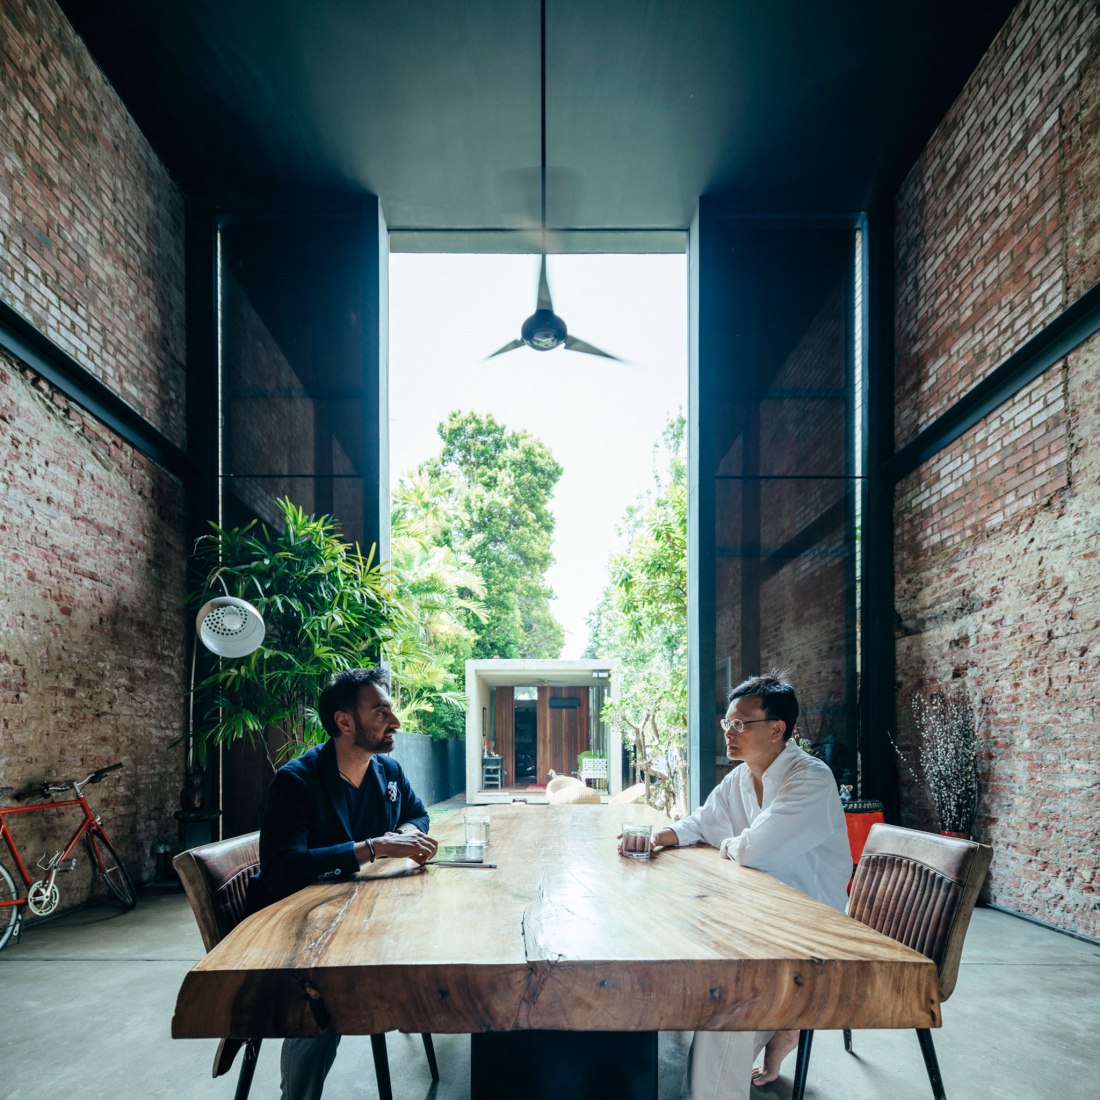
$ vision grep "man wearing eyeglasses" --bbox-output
[649,670,851,1100]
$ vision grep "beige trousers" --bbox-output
[681,1029,773,1100]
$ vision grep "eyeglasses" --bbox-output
[720,717,775,733]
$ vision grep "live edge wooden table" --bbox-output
[172,804,939,1099]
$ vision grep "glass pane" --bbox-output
[218,219,374,547]
[711,222,858,787]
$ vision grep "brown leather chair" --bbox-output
[174,832,439,1100]
[791,823,992,1100]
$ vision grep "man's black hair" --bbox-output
[319,667,390,738]
[727,669,798,741]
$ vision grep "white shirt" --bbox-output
[670,738,851,911]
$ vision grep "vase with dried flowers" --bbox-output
[890,686,980,838]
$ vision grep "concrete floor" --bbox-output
[1,876,1097,1099]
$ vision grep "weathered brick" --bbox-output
[0,0,186,446]
[893,0,1099,940]
[894,0,1099,446]
[0,0,187,897]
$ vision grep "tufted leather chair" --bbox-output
[174,832,439,1100]
[174,832,265,1099]
[791,823,993,1100]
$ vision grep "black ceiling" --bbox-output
[60,0,1016,251]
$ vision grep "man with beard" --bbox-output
[253,666,438,1100]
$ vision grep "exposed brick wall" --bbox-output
[0,351,187,892]
[0,0,188,899]
[0,0,186,445]
[894,0,1099,938]
[895,334,1098,936]
[895,0,1100,448]
[896,368,1069,554]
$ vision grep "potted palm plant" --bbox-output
[188,497,410,767]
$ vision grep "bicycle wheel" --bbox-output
[0,859,21,952]
[86,829,137,910]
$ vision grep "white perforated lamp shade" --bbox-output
[195,596,265,658]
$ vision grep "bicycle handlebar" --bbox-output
[86,762,124,783]
[9,762,124,800]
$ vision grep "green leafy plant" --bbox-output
[386,471,487,739]
[587,414,687,817]
[417,410,565,660]
[189,497,408,767]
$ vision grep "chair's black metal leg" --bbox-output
[843,1028,854,1053]
[233,1038,261,1100]
[916,1029,946,1100]
[791,1030,814,1100]
[371,1033,394,1100]
[421,1032,440,1081]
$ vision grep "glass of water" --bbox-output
[464,811,491,847]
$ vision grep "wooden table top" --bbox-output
[172,803,939,1039]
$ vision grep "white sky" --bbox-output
[388,253,687,658]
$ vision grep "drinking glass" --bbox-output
[621,823,652,860]
[464,811,491,847]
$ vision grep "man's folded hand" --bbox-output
[377,830,439,864]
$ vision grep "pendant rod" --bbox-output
[540,0,547,254]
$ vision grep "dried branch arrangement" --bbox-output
[892,687,980,835]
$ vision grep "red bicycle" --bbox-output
[0,761,136,951]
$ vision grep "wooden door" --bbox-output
[536,686,589,782]
[494,687,515,787]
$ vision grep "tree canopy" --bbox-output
[386,470,487,739]
[388,411,565,738]
[586,414,687,815]
[418,411,564,660]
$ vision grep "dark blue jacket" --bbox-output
[253,738,429,906]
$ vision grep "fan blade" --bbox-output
[537,254,554,313]
[485,339,525,360]
[563,335,621,361]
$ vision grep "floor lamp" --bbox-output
[182,579,266,844]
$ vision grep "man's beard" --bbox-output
[353,713,394,753]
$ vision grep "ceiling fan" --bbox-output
[486,1,621,363]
